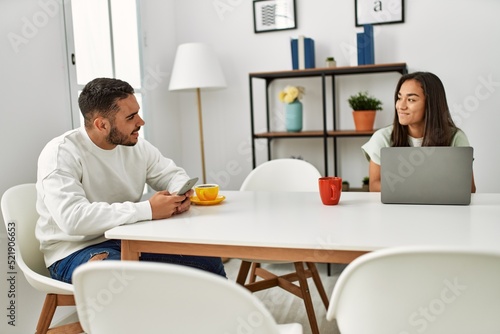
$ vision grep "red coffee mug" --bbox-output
[318,177,342,205]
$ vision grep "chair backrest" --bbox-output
[240,159,321,191]
[1,183,71,294]
[1,184,47,275]
[327,246,500,334]
[73,261,287,334]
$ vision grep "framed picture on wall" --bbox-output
[253,0,297,33]
[355,0,404,26]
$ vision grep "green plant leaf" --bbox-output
[348,91,383,111]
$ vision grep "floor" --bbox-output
[224,259,346,334]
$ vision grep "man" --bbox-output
[36,78,226,283]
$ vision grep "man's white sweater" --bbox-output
[36,127,189,267]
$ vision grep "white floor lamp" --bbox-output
[169,43,226,184]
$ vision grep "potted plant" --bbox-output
[348,91,382,131]
[342,180,350,191]
[362,176,370,191]
[325,57,336,68]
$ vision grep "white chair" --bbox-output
[1,183,82,333]
[327,246,500,334]
[237,158,329,334]
[73,261,303,334]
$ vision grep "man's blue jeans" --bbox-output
[48,239,226,283]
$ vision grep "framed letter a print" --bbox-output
[253,0,297,33]
[355,0,404,27]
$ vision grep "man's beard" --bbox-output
[106,125,138,147]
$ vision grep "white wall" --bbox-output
[137,0,181,161]
[168,0,500,191]
[1,0,499,332]
[0,1,73,332]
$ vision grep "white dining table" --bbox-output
[105,191,500,263]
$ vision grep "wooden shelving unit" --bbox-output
[254,129,376,138]
[248,63,408,175]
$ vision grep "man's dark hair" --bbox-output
[78,78,135,128]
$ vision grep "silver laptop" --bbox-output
[380,147,473,205]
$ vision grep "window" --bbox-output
[64,0,144,135]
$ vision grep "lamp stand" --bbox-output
[196,88,207,184]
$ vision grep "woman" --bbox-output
[361,71,476,192]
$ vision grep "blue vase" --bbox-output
[285,100,303,132]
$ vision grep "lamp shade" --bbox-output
[169,43,226,91]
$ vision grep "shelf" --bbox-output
[326,130,375,137]
[249,63,407,79]
[344,188,369,192]
[254,130,323,138]
[254,130,376,139]
[248,63,408,175]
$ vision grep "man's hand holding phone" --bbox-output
[176,177,199,195]
[149,177,198,219]
[174,177,198,213]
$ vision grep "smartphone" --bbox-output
[176,177,199,195]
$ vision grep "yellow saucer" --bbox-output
[190,195,226,206]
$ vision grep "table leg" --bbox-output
[236,260,252,285]
[121,240,140,260]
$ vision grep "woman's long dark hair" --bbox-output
[391,72,458,147]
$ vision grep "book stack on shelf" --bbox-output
[357,25,374,65]
[290,35,315,70]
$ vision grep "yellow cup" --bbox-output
[195,184,219,201]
